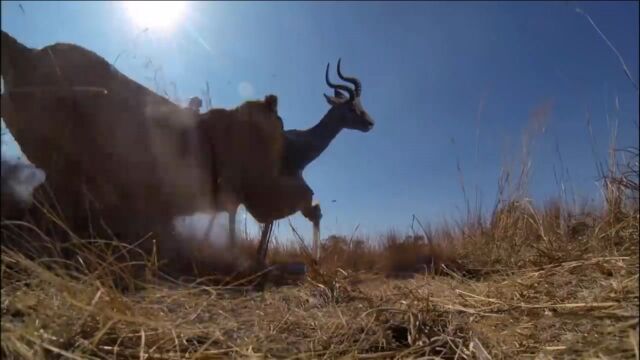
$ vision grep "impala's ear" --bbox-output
[324,93,342,106]
[265,94,278,113]
[334,88,347,99]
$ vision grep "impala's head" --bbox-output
[323,59,374,132]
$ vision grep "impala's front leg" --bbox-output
[301,202,322,261]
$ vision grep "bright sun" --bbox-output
[123,1,187,32]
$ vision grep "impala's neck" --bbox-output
[305,108,343,161]
[284,107,344,174]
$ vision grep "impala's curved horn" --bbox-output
[325,62,355,101]
[336,58,362,97]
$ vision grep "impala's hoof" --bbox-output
[252,261,308,291]
[310,203,323,222]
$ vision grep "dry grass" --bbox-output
[2,11,638,357]
[2,152,638,359]
[2,97,639,358]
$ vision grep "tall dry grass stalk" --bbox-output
[2,45,638,358]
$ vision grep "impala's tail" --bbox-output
[1,30,34,84]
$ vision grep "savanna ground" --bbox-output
[1,126,638,360]
[1,59,639,358]
[0,3,638,358]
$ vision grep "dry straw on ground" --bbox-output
[1,43,639,356]
[2,143,638,359]
[2,7,638,357]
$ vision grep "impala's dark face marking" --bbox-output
[324,93,374,132]
[323,59,375,133]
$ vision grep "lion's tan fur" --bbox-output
[0,31,287,250]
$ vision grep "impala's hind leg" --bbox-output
[301,203,322,261]
[244,175,318,261]
[256,221,273,267]
[253,221,274,291]
[217,189,239,248]
[228,207,237,247]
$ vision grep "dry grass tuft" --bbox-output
[2,153,637,359]
[2,81,639,357]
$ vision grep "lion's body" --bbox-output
[200,100,284,196]
[1,31,367,269]
[197,97,315,225]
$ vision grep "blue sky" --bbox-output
[1,1,638,242]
